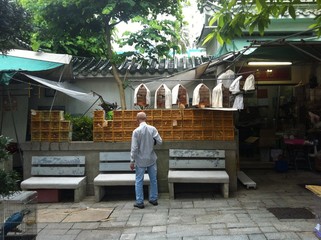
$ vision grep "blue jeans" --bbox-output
[135,163,158,204]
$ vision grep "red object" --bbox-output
[36,189,60,203]
[284,139,305,145]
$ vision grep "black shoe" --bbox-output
[149,200,158,206]
[134,203,144,209]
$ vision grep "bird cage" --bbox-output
[154,84,172,109]
[134,84,150,108]
[1,191,37,240]
[192,83,211,108]
[172,84,189,108]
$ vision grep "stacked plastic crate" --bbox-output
[30,110,71,142]
[93,109,235,142]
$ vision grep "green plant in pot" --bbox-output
[0,135,20,197]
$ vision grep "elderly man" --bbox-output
[130,112,162,209]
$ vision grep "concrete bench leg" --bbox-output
[94,186,105,202]
[74,183,86,202]
[168,182,174,199]
[221,183,229,198]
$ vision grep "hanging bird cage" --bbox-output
[192,83,211,108]
[154,84,172,109]
[172,84,189,108]
[134,84,150,108]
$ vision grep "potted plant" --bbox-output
[0,135,20,198]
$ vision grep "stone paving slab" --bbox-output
[33,170,321,240]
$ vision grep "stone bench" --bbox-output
[168,149,229,198]
[20,156,86,203]
[93,152,150,202]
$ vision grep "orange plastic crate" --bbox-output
[171,109,183,119]
[183,130,194,140]
[93,132,104,142]
[123,120,136,129]
[203,130,213,140]
[152,110,162,119]
[172,130,183,140]
[162,110,171,119]
[41,111,51,121]
[41,131,50,141]
[50,122,60,130]
[112,120,123,129]
[122,110,134,119]
[41,121,50,130]
[31,132,41,141]
[50,111,64,121]
[162,130,173,140]
[183,109,193,119]
[31,121,41,131]
[60,120,71,130]
[94,110,105,119]
[193,130,203,140]
[113,110,123,120]
[113,131,123,142]
[182,120,193,128]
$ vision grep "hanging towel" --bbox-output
[217,69,235,88]
[243,74,255,91]
[172,84,189,106]
[232,94,244,109]
[154,84,172,109]
[134,83,150,106]
[229,75,243,94]
[212,83,223,107]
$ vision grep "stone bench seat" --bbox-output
[21,177,86,189]
[94,173,150,186]
[94,152,150,202]
[20,156,86,203]
[168,149,229,198]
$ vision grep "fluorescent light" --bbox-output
[248,61,292,66]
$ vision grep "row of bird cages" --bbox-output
[31,131,71,142]
[30,110,65,121]
[30,120,71,131]
[93,129,235,142]
[1,191,37,240]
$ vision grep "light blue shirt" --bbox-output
[130,122,162,167]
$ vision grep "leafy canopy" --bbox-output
[197,0,321,45]
[0,0,30,54]
[19,0,185,58]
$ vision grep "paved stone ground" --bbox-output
[35,169,321,240]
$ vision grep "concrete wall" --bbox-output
[20,140,239,196]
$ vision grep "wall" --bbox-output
[20,140,239,196]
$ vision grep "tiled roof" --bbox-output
[72,56,214,77]
[13,38,214,78]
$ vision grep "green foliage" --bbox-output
[0,0,31,54]
[0,135,20,197]
[0,170,20,197]
[65,114,93,141]
[198,0,321,45]
[19,0,185,58]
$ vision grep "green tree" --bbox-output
[198,0,321,45]
[0,0,30,54]
[19,0,186,109]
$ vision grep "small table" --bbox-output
[284,138,313,170]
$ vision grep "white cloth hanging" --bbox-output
[232,94,244,109]
[154,84,172,109]
[212,83,223,107]
[134,83,150,106]
[229,76,243,94]
[192,83,210,106]
[172,84,189,106]
[243,74,255,91]
[217,69,235,88]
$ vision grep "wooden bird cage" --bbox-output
[135,84,148,108]
[177,85,188,107]
[156,85,166,109]
[198,84,211,108]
